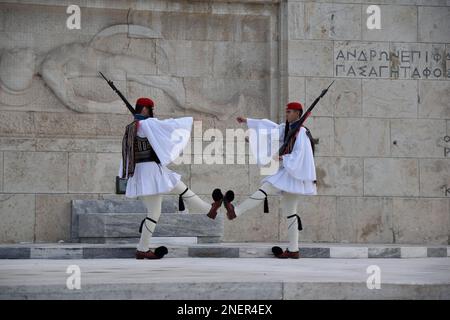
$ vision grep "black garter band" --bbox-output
[139,217,157,233]
[287,214,303,231]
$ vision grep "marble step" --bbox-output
[0,242,448,259]
[71,199,224,243]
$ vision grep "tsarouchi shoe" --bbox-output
[136,246,168,259]
[272,246,300,259]
[223,190,236,220]
[207,188,223,219]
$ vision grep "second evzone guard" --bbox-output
[207,102,317,259]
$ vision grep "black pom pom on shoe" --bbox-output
[224,190,235,203]
[212,188,223,201]
[154,246,168,258]
[272,246,283,257]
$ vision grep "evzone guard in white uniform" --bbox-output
[119,97,221,259]
[207,102,317,259]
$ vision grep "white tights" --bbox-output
[235,182,301,252]
[137,180,211,252]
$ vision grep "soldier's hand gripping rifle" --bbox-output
[99,72,136,115]
[278,80,334,155]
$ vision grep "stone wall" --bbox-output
[281,0,449,245]
[0,0,448,245]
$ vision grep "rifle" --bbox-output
[99,72,136,115]
[278,80,334,155]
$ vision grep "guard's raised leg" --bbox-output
[224,182,279,220]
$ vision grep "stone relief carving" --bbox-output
[0,48,38,106]
[0,25,185,114]
[0,24,250,119]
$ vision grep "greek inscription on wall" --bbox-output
[335,45,450,80]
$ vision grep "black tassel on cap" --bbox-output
[179,187,189,211]
[259,189,269,213]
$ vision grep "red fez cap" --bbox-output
[136,97,154,108]
[286,102,303,110]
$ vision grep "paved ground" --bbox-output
[1,258,449,299]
